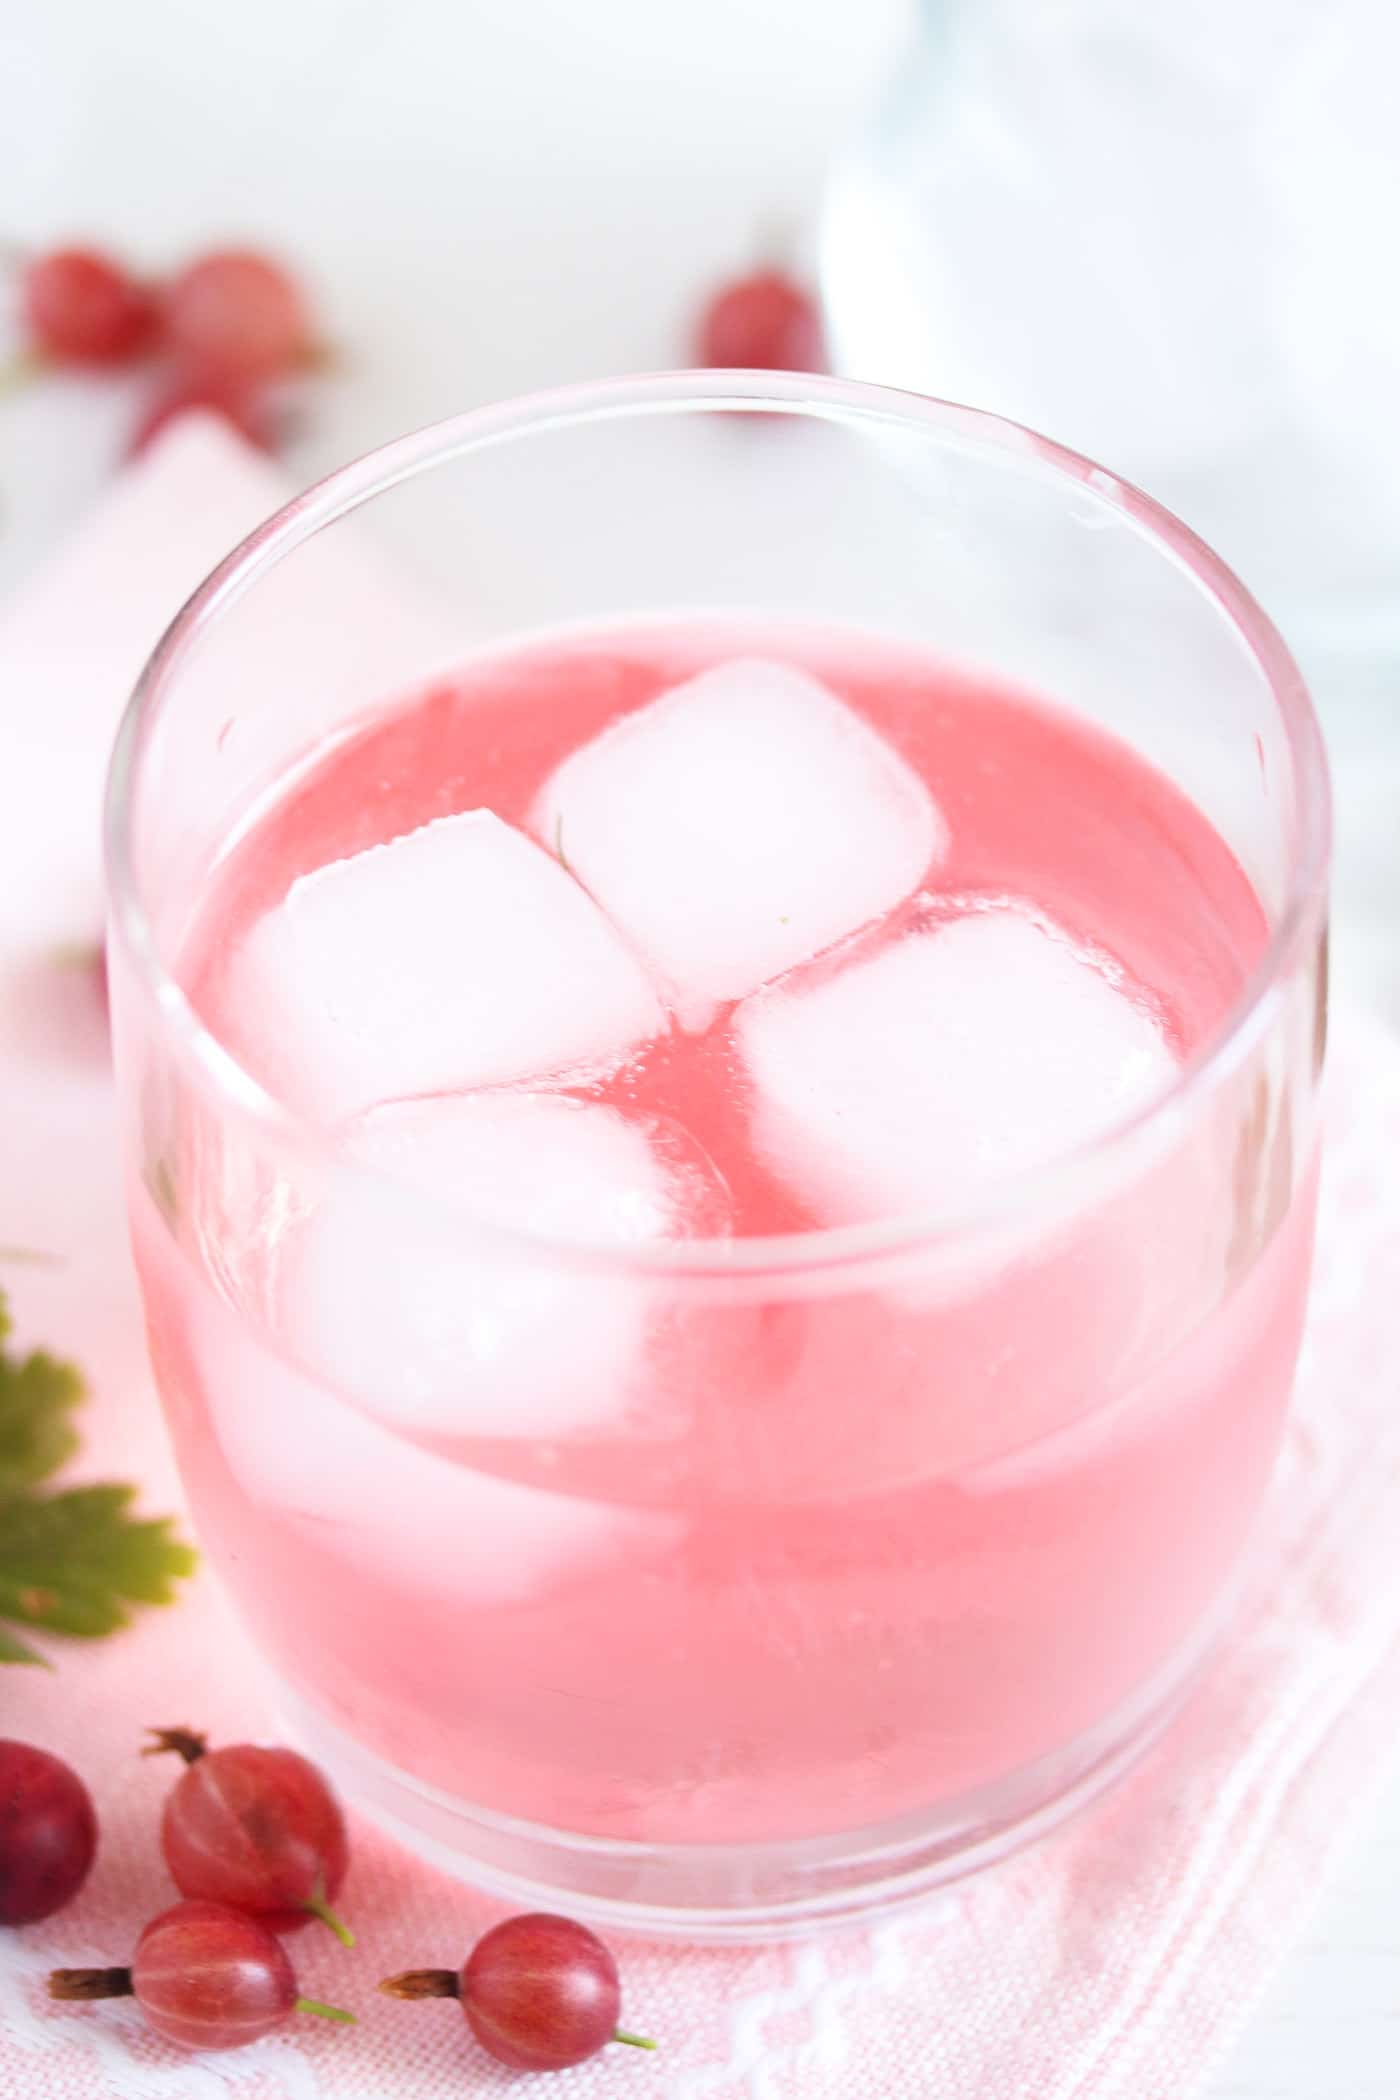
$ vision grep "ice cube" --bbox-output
[530,657,944,1025]
[224,810,666,1121]
[738,908,1177,1226]
[285,1090,729,1442]
[190,1292,677,1602]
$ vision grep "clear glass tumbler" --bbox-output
[105,372,1329,1938]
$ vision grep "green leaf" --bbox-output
[0,1622,49,1666]
[0,1338,85,1496]
[0,1485,198,1640]
[0,1282,197,1662]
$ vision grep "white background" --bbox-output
[3,3,1399,2093]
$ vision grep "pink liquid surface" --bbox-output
[134,628,1313,1847]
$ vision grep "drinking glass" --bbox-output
[105,371,1329,1937]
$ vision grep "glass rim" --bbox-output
[104,367,1331,1283]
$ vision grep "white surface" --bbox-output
[820,0,1400,670]
[2,4,1398,2094]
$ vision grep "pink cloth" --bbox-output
[3,425,1400,2099]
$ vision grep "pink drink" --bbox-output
[130,624,1312,1855]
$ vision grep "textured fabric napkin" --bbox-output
[3,423,1400,2100]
